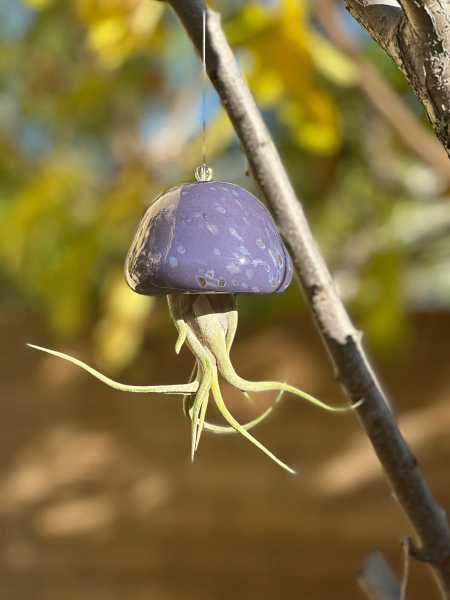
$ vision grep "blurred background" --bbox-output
[1,0,450,597]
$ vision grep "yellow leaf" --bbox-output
[310,34,357,87]
[227,0,341,154]
[93,273,154,373]
[75,0,165,69]
[23,0,53,8]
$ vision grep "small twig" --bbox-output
[357,549,402,600]
[400,537,412,600]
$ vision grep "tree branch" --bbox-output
[344,0,450,157]
[166,0,450,596]
[313,0,450,182]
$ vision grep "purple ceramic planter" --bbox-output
[125,181,292,295]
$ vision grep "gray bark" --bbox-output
[345,0,450,156]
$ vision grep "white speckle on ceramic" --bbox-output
[193,212,202,219]
[241,282,248,289]
[239,246,249,255]
[252,287,261,292]
[206,223,219,235]
[256,238,266,249]
[229,227,244,242]
[226,264,241,274]
[268,248,277,266]
[214,205,226,214]
[213,248,221,256]
[176,244,185,254]
[169,257,178,267]
[245,269,254,280]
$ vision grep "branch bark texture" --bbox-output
[345,0,450,157]
[166,0,450,596]
[313,0,450,181]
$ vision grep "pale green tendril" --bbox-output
[29,293,361,473]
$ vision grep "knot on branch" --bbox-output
[409,540,450,566]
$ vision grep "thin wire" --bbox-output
[202,2,207,165]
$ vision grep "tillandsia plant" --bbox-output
[30,174,358,473]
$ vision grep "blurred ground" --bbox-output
[1,305,449,600]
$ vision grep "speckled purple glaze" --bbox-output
[125,181,292,295]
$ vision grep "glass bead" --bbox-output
[195,163,213,182]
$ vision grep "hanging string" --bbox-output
[202,2,207,166]
[195,1,212,182]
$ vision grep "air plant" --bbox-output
[30,178,357,473]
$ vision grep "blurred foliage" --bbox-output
[1,0,449,371]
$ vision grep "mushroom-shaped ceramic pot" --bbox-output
[125,181,292,295]
[29,180,355,474]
